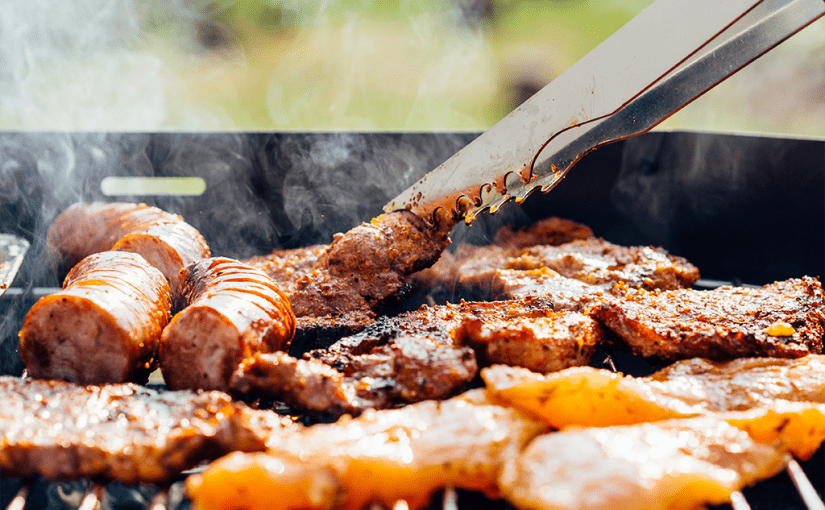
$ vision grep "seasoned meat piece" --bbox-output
[245,211,450,318]
[187,389,548,510]
[453,311,603,373]
[48,202,210,297]
[19,252,171,385]
[493,216,594,249]
[159,257,295,392]
[231,334,477,416]
[308,296,579,370]
[0,376,296,484]
[482,355,825,433]
[596,277,825,362]
[500,417,786,510]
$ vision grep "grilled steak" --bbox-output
[48,202,210,298]
[453,311,603,374]
[187,389,548,510]
[159,257,296,392]
[19,252,171,385]
[0,376,295,484]
[596,277,825,362]
[230,334,477,416]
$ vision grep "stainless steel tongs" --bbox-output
[385,0,825,226]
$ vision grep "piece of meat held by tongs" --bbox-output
[385,0,825,228]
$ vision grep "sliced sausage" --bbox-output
[160,257,296,391]
[48,202,210,297]
[19,251,172,384]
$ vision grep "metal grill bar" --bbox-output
[787,458,825,510]
[730,491,752,510]
[442,487,459,510]
[6,484,27,510]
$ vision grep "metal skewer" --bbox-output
[76,484,103,510]
[442,487,459,510]
[148,490,169,510]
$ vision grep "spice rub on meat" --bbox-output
[0,376,296,485]
[596,277,825,362]
[245,210,450,320]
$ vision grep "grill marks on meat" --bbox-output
[230,334,478,417]
[246,211,450,319]
[597,278,825,362]
[500,416,786,510]
[48,202,210,298]
[19,252,172,385]
[0,376,296,484]
[159,257,296,392]
[186,389,548,510]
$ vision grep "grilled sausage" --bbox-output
[19,251,172,384]
[48,202,210,297]
[160,257,296,392]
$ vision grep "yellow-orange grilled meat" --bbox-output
[186,389,547,510]
[159,257,295,392]
[596,278,825,362]
[500,416,787,510]
[0,376,296,484]
[19,252,171,384]
[48,202,210,298]
[483,355,825,434]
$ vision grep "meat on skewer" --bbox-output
[482,355,825,433]
[0,376,296,485]
[159,257,296,392]
[19,251,171,385]
[48,202,210,298]
[186,389,548,510]
[500,416,788,510]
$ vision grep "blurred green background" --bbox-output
[0,0,822,134]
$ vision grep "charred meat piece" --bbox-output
[159,257,296,392]
[596,277,825,362]
[500,416,787,510]
[453,311,603,374]
[187,389,548,510]
[48,202,210,298]
[19,252,171,385]
[482,355,825,434]
[245,210,450,318]
[0,376,296,484]
[230,333,477,417]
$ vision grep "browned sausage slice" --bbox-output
[48,202,210,297]
[160,257,296,391]
[19,251,172,384]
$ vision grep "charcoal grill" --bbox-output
[0,131,823,510]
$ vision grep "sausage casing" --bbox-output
[48,202,210,296]
[19,251,172,384]
[160,257,296,391]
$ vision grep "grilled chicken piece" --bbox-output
[0,376,296,484]
[483,355,825,432]
[230,333,478,416]
[596,277,825,362]
[186,389,548,510]
[500,416,787,510]
[48,202,210,298]
[19,252,171,385]
[246,210,450,319]
[453,311,603,374]
[159,257,296,392]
